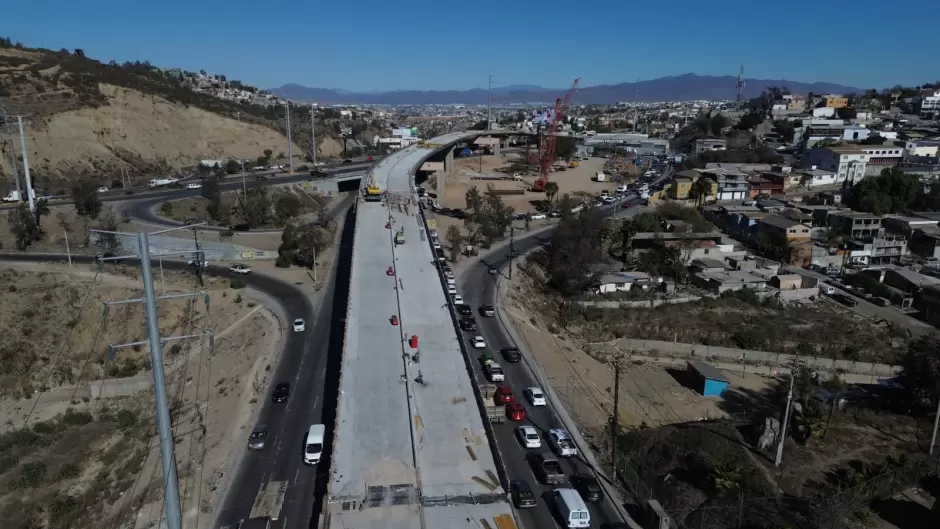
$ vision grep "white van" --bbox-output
[554,488,590,528]
[303,424,325,465]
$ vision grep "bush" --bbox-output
[18,461,46,488]
[275,253,292,268]
[116,409,138,431]
[61,410,93,426]
[229,278,246,289]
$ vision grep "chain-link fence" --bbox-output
[612,438,940,529]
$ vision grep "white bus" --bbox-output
[554,488,590,528]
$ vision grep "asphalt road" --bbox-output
[452,168,672,528]
[125,167,367,230]
[0,161,373,212]
[0,203,356,529]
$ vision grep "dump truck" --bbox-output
[480,384,505,424]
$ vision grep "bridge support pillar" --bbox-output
[494,142,501,156]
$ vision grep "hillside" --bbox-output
[271,74,864,105]
[0,40,309,189]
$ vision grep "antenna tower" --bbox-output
[736,64,746,102]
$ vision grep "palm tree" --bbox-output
[689,178,711,208]
[544,181,559,205]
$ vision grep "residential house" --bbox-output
[826,211,908,266]
[630,232,746,262]
[693,139,728,156]
[758,215,812,242]
[908,227,940,261]
[799,124,871,149]
[787,95,806,111]
[700,167,750,200]
[593,272,658,294]
[824,95,849,108]
[801,146,870,185]
[827,211,885,239]
[882,216,939,237]
[904,140,940,158]
[914,90,940,118]
[748,173,786,197]
[691,269,770,293]
[668,170,718,201]
[854,143,903,177]
[801,168,839,189]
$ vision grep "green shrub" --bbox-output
[18,461,46,488]
[229,278,246,289]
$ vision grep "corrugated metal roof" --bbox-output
[688,360,730,383]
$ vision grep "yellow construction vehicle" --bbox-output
[364,173,382,202]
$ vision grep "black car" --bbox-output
[456,303,472,316]
[272,382,290,403]
[96,252,123,263]
[501,347,521,363]
[573,474,603,502]
[342,159,352,164]
[310,170,328,178]
[509,479,537,509]
[479,305,496,317]
[459,318,477,331]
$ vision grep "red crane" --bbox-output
[533,77,580,192]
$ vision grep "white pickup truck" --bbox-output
[548,428,579,457]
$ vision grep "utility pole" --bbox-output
[95,224,211,529]
[508,227,515,280]
[486,74,494,131]
[931,394,940,455]
[611,359,622,478]
[236,112,245,174]
[16,116,35,212]
[633,78,639,134]
[774,372,796,467]
[310,105,317,167]
[285,100,294,174]
[0,105,23,198]
[64,230,72,267]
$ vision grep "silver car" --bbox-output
[248,426,268,451]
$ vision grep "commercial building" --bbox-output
[801,146,870,185]
[584,133,670,156]
[824,95,849,108]
[914,90,940,118]
[904,140,940,158]
[855,143,903,176]
[798,123,871,149]
[693,139,728,156]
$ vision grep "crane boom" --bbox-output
[534,78,580,192]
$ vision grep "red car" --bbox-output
[367,155,374,161]
[495,386,515,404]
[506,403,526,422]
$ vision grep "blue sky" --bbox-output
[4,0,938,92]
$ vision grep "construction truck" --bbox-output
[364,173,382,202]
[394,228,405,245]
[479,384,505,424]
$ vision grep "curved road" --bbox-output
[0,202,356,529]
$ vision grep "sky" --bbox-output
[4,0,939,92]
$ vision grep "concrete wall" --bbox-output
[577,296,702,308]
[601,338,901,380]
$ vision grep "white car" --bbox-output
[525,387,547,406]
[187,183,202,190]
[530,213,547,220]
[447,284,457,295]
[229,263,252,275]
[432,240,442,250]
[97,186,109,193]
[453,295,464,304]
[516,426,542,449]
[471,336,487,349]
[292,318,306,332]
[547,428,579,457]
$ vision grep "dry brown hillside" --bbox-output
[0,41,315,189]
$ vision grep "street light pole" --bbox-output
[508,227,515,280]
[486,74,494,131]
[774,373,795,467]
[285,100,294,174]
[310,105,317,167]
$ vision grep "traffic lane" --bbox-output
[459,272,620,527]
[270,262,339,529]
[213,269,317,528]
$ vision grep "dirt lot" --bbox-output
[429,153,616,238]
[0,263,284,529]
[497,269,775,431]
[157,184,331,229]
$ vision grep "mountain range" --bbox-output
[269,74,863,105]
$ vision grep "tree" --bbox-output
[33,198,49,229]
[555,136,577,160]
[225,159,240,174]
[239,189,271,228]
[708,114,728,135]
[836,107,857,120]
[263,149,273,159]
[8,203,41,250]
[71,182,103,219]
[772,120,797,143]
[544,181,560,204]
[689,178,712,208]
[898,333,940,405]
[93,209,122,253]
[445,225,463,262]
[274,195,302,226]
[547,206,608,295]
[734,112,764,131]
[850,167,920,215]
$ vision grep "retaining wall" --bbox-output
[602,338,901,379]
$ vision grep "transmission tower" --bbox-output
[736,64,746,102]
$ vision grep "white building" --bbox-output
[694,139,728,156]
[801,146,870,185]
[801,168,840,189]
[915,90,940,117]
[905,140,940,158]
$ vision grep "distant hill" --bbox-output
[270,74,863,105]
